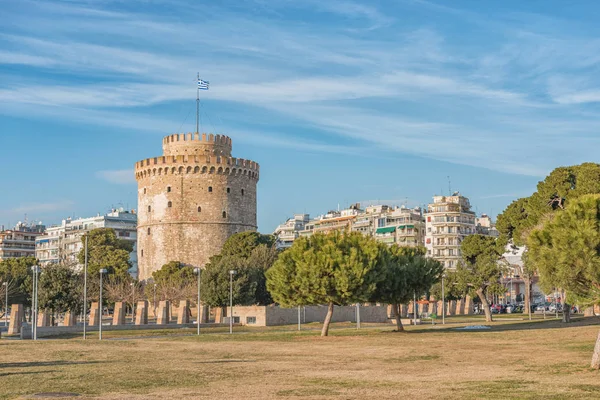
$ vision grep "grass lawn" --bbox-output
[2,316,600,399]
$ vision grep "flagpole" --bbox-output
[196,72,200,134]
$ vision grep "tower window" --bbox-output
[143,188,147,194]
[197,206,201,212]
[241,189,244,196]
[208,186,213,193]
[147,228,151,235]
[141,249,144,257]
[227,187,230,193]
[222,211,227,218]
[167,186,171,193]
[148,206,151,212]
[168,201,172,208]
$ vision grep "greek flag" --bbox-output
[198,79,209,90]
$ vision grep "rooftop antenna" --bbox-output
[447,176,451,195]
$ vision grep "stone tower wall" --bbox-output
[135,133,259,280]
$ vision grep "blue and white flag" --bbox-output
[198,79,209,90]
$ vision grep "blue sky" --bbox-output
[2,0,600,232]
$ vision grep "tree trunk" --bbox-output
[563,303,571,323]
[592,330,600,369]
[525,276,532,320]
[476,288,493,322]
[393,303,404,332]
[321,302,335,337]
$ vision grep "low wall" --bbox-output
[232,305,390,327]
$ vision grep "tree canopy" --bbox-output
[453,235,506,322]
[78,228,133,278]
[38,264,82,314]
[266,232,387,336]
[497,163,600,246]
[201,232,278,308]
[0,256,36,306]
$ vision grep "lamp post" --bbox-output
[31,265,41,341]
[356,303,361,330]
[153,283,157,319]
[83,234,88,340]
[130,282,135,322]
[298,305,301,331]
[194,267,201,336]
[229,270,236,334]
[441,274,445,325]
[99,269,107,340]
[3,281,7,328]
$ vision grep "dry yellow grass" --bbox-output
[2,317,600,399]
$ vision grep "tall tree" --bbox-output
[266,232,387,336]
[0,256,36,306]
[38,264,82,316]
[371,246,442,331]
[200,233,279,309]
[455,235,506,322]
[78,228,133,278]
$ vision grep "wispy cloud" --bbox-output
[11,200,74,214]
[96,170,136,185]
[3,0,600,179]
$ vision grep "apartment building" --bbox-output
[274,204,424,248]
[424,193,477,269]
[0,222,46,260]
[35,208,138,275]
[273,214,310,250]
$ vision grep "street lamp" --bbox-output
[229,270,236,334]
[130,282,135,322]
[99,269,107,340]
[2,281,7,328]
[194,267,201,336]
[153,283,157,319]
[31,265,41,341]
[441,274,445,325]
[83,234,89,340]
[356,303,361,330]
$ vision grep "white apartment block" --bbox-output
[35,208,138,276]
[274,204,425,248]
[273,214,310,250]
[424,193,477,269]
[0,222,45,260]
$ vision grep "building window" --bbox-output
[246,316,256,324]
[147,228,151,235]
[141,249,144,257]
[197,206,201,212]
[168,201,172,208]
[222,211,227,218]
[241,189,244,196]
[227,187,230,193]
[233,316,240,323]
[143,188,146,194]
[167,186,171,193]
[208,186,212,193]
[148,206,151,212]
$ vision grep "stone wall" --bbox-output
[231,305,390,327]
[135,133,259,280]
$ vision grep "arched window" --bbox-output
[197,206,201,212]
[241,189,244,196]
[147,228,151,235]
[227,187,230,193]
[167,186,171,193]
[148,205,151,212]
[143,188,147,194]
[168,201,172,208]
[222,211,227,218]
[208,186,213,193]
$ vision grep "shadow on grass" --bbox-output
[407,316,600,334]
[195,359,256,364]
[0,370,56,377]
[0,360,103,369]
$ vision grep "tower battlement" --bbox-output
[162,133,232,157]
